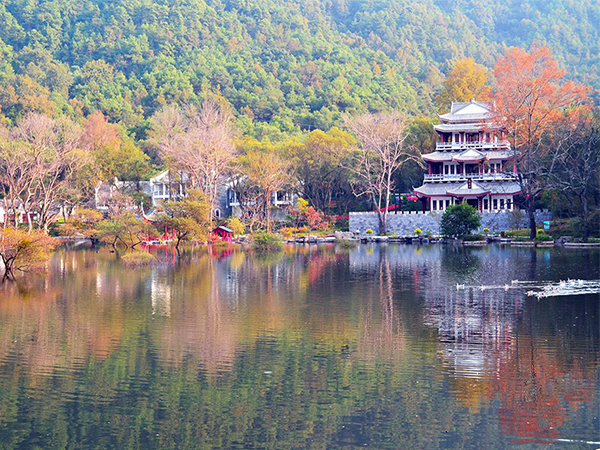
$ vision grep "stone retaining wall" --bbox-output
[349,209,553,236]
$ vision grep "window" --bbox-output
[446,200,450,209]
[444,165,449,174]
[450,165,455,174]
[500,199,505,209]
[483,199,488,210]
[506,199,512,210]
[493,199,498,210]
[432,200,437,211]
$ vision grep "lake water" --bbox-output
[0,243,598,449]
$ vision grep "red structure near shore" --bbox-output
[212,226,234,242]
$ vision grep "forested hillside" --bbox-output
[0,0,598,137]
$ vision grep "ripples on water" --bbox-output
[0,243,598,449]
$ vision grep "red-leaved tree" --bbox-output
[492,43,589,239]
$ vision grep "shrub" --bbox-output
[251,233,284,252]
[440,203,481,238]
[338,240,358,249]
[0,229,57,280]
[121,251,156,267]
[505,229,531,238]
[534,231,553,242]
[279,226,309,239]
[289,198,330,230]
[462,233,485,241]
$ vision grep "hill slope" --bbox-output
[0,0,597,134]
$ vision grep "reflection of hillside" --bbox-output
[0,245,598,449]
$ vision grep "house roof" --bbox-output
[447,181,490,197]
[434,123,485,133]
[213,226,233,233]
[422,150,514,163]
[414,180,522,198]
[453,149,486,163]
[439,101,492,123]
[150,170,189,184]
[422,152,453,162]
[484,150,515,160]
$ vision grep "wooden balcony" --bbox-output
[423,172,517,182]
[435,140,511,151]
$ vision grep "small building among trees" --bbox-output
[414,101,521,213]
[211,225,234,242]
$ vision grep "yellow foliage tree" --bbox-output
[436,58,491,112]
[0,229,57,280]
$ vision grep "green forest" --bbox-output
[1,0,598,137]
[0,0,599,241]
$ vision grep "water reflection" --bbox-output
[0,244,597,449]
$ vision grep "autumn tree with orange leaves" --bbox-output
[492,43,589,239]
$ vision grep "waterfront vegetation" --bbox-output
[0,0,599,277]
[250,232,284,252]
[440,203,481,239]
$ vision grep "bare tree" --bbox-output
[12,113,89,233]
[344,112,421,234]
[150,101,237,215]
[548,108,600,241]
[148,105,186,165]
[0,139,37,229]
[233,148,292,233]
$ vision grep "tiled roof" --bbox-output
[438,101,496,126]
[422,150,514,163]
[422,152,453,162]
[414,181,522,197]
[453,149,486,162]
[447,181,489,197]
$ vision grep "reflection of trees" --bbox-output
[421,246,600,443]
[492,296,599,444]
[0,246,598,449]
[356,249,405,362]
[440,246,481,281]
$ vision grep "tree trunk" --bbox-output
[581,191,589,242]
[382,188,391,235]
[24,207,33,233]
[528,197,537,240]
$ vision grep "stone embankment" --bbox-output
[349,209,553,236]
[282,232,600,247]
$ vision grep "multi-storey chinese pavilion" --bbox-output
[414,101,521,213]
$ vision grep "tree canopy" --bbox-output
[0,0,597,135]
[440,203,482,238]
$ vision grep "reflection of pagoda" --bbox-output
[423,288,518,378]
[415,101,521,212]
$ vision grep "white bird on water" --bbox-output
[456,283,465,290]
